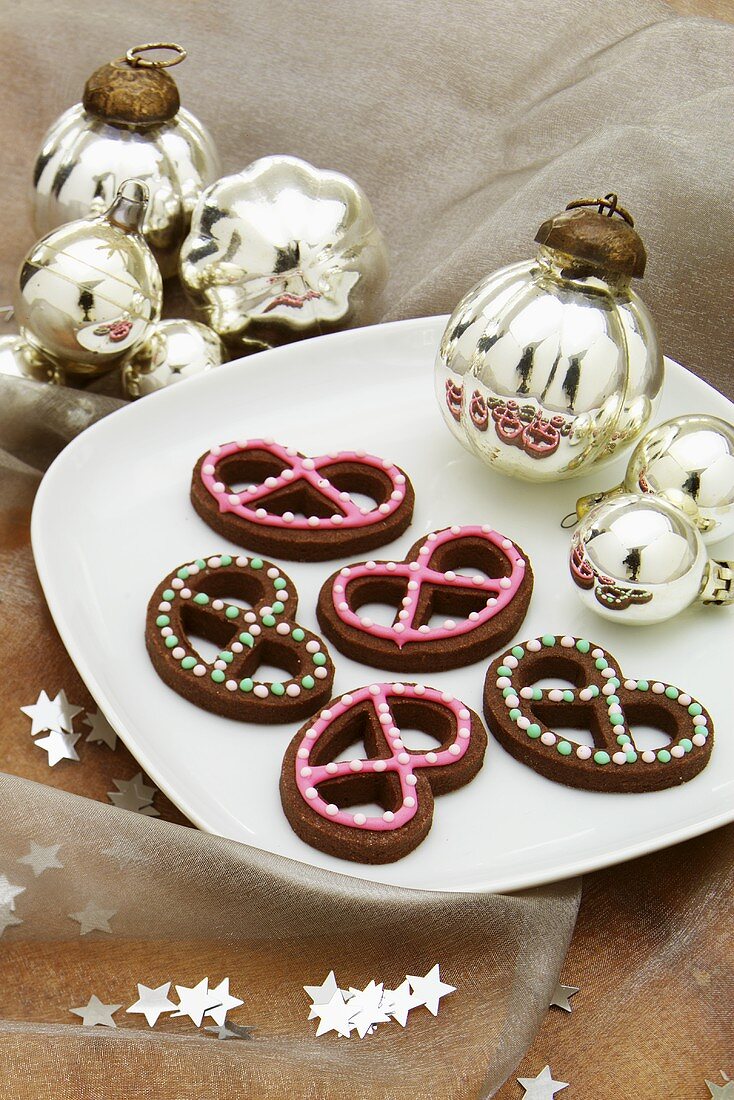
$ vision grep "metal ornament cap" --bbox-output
[535,194,647,279]
[82,48,184,128]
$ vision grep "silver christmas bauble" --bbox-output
[436,195,663,482]
[121,318,226,397]
[179,155,388,354]
[576,414,734,545]
[0,334,65,385]
[32,45,220,277]
[14,179,162,379]
[570,494,733,624]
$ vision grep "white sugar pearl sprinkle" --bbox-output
[576,745,592,760]
[540,732,557,746]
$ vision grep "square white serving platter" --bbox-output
[32,316,734,893]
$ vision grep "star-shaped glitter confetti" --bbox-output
[345,980,391,1038]
[310,989,356,1038]
[706,1076,734,1098]
[205,1022,256,1040]
[549,982,579,1013]
[381,978,420,1028]
[304,970,340,1006]
[406,964,455,1016]
[126,982,176,1027]
[107,773,159,815]
[17,842,63,877]
[172,978,220,1028]
[84,708,118,750]
[0,904,22,937]
[517,1065,569,1098]
[204,978,245,1027]
[34,729,80,767]
[0,874,25,911]
[69,900,116,935]
[70,995,122,1028]
[21,689,82,735]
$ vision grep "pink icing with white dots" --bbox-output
[294,683,472,831]
[200,439,407,530]
[331,525,526,647]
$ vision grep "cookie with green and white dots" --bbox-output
[483,635,713,793]
[146,554,335,723]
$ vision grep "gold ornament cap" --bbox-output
[82,43,187,128]
[534,193,647,278]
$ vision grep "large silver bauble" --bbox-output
[14,180,162,379]
[179,155,388,353]
[436,203,663,482]
[121,318,226,398]
[576,414,734,545]
[570,494,733,625]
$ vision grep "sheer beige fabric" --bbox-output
[0,0,732,1096]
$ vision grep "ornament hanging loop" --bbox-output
[565,193,634,227]
[125,43,187,69]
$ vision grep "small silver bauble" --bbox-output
[32,44,220,277]
[121,318,226,398]
[179,155,388,354]
[570,493,733,625]
[0,333,65,385]
[436,194,663,482]
[576,413,734,545]
[12,179,162,380]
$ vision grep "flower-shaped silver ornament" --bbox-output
[179,155,388,353]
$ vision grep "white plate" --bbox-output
[32,316,734,893]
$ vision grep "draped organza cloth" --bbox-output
[1,1,733,1096]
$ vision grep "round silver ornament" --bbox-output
[32,44,220,278]
[576,413,734,545]
[13,179,162,380]
[570,493,734,625]
[179,155,388,353]
[436,194,663,482]
[121,318,226,398]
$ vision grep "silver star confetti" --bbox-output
[126,982,176,1027]
[21,689,81,735]
[204,978,245,1027]
[304,970,340,1006]
[0,873,25,911]
[706,1075,734,1098]
[69,900,116,935]
[0,904,21,937]
[70,994,122,1028]
[406,964,456,1016]
[310,989,355,1038]
[381,978,419,1027]
[34,729,80,767]
[17,842,63,877]
[84,708,118,750]
[172,978,220,1028]
[549,982,579,1013]
[107,772,159,816]
[517,1065,569,1099]
[345,980,391,1038]
[205,1022,256,1040]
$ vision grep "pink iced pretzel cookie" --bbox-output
[280,683,487,863]
[317,525,534,671]
[190,438,415,561]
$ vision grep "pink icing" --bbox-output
[200,439,407,530]
[294,683,473,831]
[331,525,526,647]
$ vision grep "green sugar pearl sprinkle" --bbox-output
[250,558,264,570]
[595,657,608,670]
[239,678,254,693]
[164,636,179,649]
[607,678,620,690]
[532,688,542,701]
[657,749,672,763]
[211,669,226,683]
[688,703,702,716]
[593,751,611,766]
[610,714,625,726]
[225,606,239,619]
[497,665,512,678]
[220,554,232,566]
[625,750,638,763]
[502,687,515,698]
[181,656,197,670]
[616,733,631,745]
[509,708,521,721]
[557,741,573,756]
[155,615,170,627]
[177,568,190,580]
[273,578,287,590]
[541,634,555,647]
[292,628,305,642]
[313,653,327,667]
[262,614,276,627]
[302,675,315,690]
[562,690,574,703]
[193,593,209,605]
[511,646,524,659]
[195,558,206,569]
[527,724,542,739]
[636,680,649,691]
[680,738,693,753]
[239,632,255,648]
[575,639,590,653]
[270,682,285,696]
[272,601,285,614]
[218,651,234,664]
[606,695,619,705]
[162,589,175,601]
[665,686,679,700]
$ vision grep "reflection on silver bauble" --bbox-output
[179,155,388,353]
[15,180,162,379]
[32,48,220,277]
[576,414,734,546]
[436,197,663,482]
[569,493,734,624]
[0,334,65,385]
[121,318,226,398]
